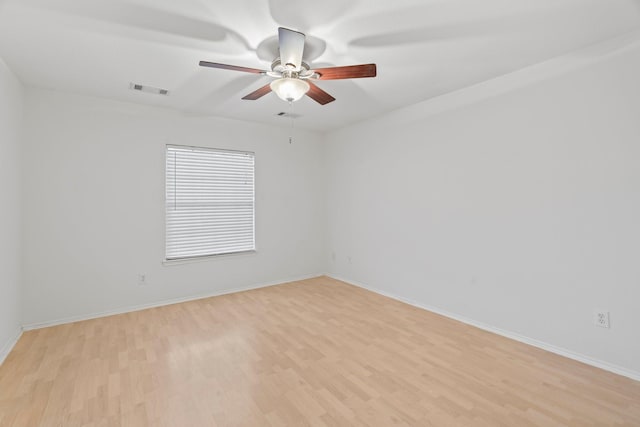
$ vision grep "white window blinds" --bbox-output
[166,145,255,260]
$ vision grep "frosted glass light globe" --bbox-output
[270,78,310,102]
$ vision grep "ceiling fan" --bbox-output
[199,27,376,105]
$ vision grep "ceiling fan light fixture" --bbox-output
[270,77,310,102]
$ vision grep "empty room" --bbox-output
[1,0,640,425]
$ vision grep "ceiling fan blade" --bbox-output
[313,64,377,80]
[199,61,266,74]
[241,84,273,100]
[306,82,336,105]
[278,27,305,70]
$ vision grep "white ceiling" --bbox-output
[1,0,639,132]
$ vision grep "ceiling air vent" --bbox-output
[129,83,170,96]
[276,112,301,118]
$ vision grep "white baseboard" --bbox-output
[0,327,23,366]
[22,273,323,331]
[326,274,640,382]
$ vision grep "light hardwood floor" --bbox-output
[1,276,639,426]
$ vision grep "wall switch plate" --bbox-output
[138,274,147,285]
[594,310,610,328]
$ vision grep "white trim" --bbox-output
[327,274,640,382]
[22,273,323,331]
[0,327,23,366]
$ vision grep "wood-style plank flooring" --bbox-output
[1,276,639,426]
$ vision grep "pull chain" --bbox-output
[288,100,294,144]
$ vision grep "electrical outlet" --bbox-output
[347,256,352,264]
[331,251,336,261]
[594,310,610,328]
[138,274,147,286]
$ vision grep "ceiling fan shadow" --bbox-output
[267,0,357,32]
[185,74,264,115]
[346,3,596,50]
[349,20,505,49]
[26,0,251,50]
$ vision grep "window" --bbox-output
[165,145,255,260]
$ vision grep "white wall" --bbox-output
[325,40,640,375]
[22,88,326,326]
[12,34,640,379]
[0,57,23,362]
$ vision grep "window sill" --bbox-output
[162,250,257,266]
